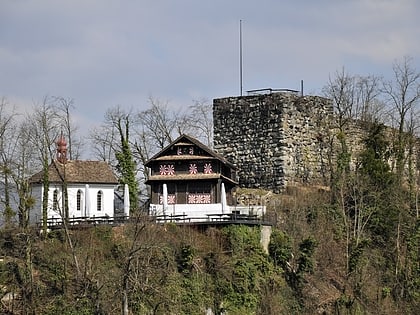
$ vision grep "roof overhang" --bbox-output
[145,173,238,185]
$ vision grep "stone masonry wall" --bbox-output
[213,92,368,193]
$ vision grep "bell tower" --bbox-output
[56,133,67,164]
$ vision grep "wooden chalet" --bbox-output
[145,134,265,223]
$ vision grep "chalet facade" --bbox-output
[145,134,265,221]
[29,135,122,226]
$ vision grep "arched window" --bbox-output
[77,190,83,211]
[53,189,59,211]
[97,190,103,211]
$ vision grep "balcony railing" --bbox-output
[38,212,274,229]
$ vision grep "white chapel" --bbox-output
[29,135,122,226]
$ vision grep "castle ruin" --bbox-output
[213,91,368,193]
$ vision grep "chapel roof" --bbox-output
[29,160,118,185]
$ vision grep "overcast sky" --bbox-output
[1,0,419,138]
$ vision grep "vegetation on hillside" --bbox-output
[1,122,419,314]
[1,167,418,314]
[0,57,419,314]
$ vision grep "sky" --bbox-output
[1,0,420,142]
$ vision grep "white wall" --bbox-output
[29,183,116,225]
[66,184,115,218]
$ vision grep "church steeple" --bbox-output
[56,133,67,163]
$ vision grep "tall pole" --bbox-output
[239,19,243,96]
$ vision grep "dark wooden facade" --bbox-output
[145,134,238,210]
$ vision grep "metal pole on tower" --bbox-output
[240,19,243,96]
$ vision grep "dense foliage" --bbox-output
[1,182,419,315]
[0,223,298,314]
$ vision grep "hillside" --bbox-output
[1,185,419,314]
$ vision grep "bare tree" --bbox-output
[381,56,420,180]
[381,57,420,283]
[131,97,184,191]
[0,97,18,225]
[137,97,179,149]
[184,98,213,147]
[323,68,382,126]
[90,97,214,203]
[26,97,61,233]
[90,124,117,163]
[55,96,83,160]
[355,75,383,123]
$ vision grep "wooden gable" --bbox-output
[145,134,237,185]
[145,134,237,206]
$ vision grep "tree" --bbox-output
[381,56,420,181]
[11,123,37,228]
[323,69,383,198]
[0,97,18,225]
[55,96,83,160]
[25,97,61,233]
[90,124,117,163]
[380,58,420,299]
[137,97,178,150]
[109,107,140,212]
[323,68,382,127]
[183,98,213,147]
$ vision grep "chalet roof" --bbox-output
[145,134,236,169]
[29,160,118,185]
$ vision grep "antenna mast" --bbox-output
[239,19,243,96]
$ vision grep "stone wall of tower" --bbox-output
[213,92,367,192]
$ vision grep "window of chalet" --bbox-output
[97,191,103,211]
[76,189,83,211]
[53,189,59,211]
[187,183,212,204]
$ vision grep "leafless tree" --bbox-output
[323,68,382,126]
[8,122,38,228]
[381,57,420,281]
[132,97,184,190]
[55,96,83,160]
[183,98,213,147]
[137,97,179,150]
[355,75,383,123]
[0,97,18,225]
[90,124,117,163]
[381,56,420,180]
[25,97,61,233]
[90,97,213,202]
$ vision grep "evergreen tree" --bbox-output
[115,116,139,212]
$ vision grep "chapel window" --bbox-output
[97,191,103,211]
[53,189,59,211]
[77,190,83,211]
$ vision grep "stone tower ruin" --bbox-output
[213,91,335,193]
